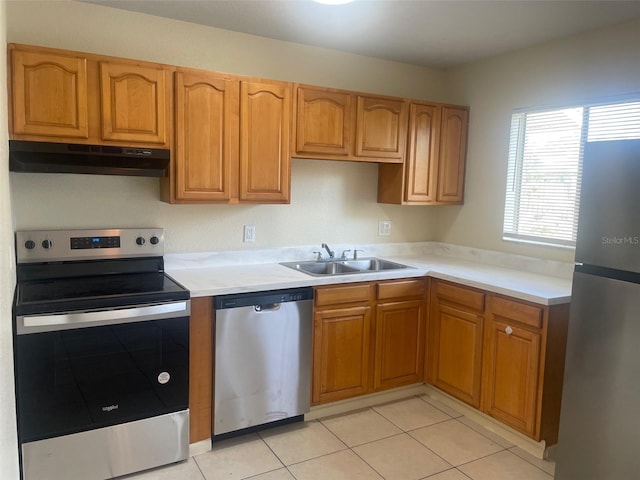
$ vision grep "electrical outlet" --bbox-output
[243,225,256,243]
[378,220,392,236]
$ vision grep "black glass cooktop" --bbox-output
[14,272,189,316]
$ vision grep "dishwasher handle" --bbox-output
[255,303,281,312]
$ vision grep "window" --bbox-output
[503,100,640,248]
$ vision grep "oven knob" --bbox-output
[150,235,159,245]
[24,240,36,250]
[42,239,53,249]
[136,236,146,246]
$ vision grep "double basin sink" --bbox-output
[280,257,412,277]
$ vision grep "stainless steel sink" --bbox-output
[281,261,361,276]
[342,258,410,272]
[280,257,412,277]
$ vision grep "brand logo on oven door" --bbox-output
[102,404,119,412]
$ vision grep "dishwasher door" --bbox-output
[214,288,313,436]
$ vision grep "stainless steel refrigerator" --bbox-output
[555,139,640,480]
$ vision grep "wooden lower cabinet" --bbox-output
[427,281,485,408]
[374,299,425,390]
[426,280,570,445]
[312,305,372,404]
[312,279,427,405]
[482,296,569,444]
[428,303,483,408]
[483,317,541,437]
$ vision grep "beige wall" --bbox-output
[2,2,640,478]
[439,18,640,262]
[1,0,20,476]
[6,0,451,253]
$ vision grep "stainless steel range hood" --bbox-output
[9,140,170,177]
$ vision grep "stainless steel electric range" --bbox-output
[12,228,190,480]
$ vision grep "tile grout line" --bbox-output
[191,454,208,480]
[203,395,553,480]
[356,397,460,478]
[367,396,552,478]
[505,447,555,477]
[255,420,350,470]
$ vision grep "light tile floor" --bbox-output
[122,395,555,480]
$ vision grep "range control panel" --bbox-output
[16,228,164,263]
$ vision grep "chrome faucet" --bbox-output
[321,243,335,259]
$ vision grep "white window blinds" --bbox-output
[503,100,640,248]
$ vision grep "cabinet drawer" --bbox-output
[377,279,425,300]
[434,281,485,312]
[315,283,372,307]
[491,296,543,329]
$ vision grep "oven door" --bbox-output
[13,300,190,444]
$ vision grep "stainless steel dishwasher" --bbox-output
[213,287,313,437]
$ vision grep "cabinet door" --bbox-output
[175,70,238,201]
[483,319,541,437]
[405,103,441,203]
[428,303,484,408]
[100,62,169,145]
[11,49,89,139]
[374,300,425,391]
[312,306,372,404]
[436,106,468,203]
[356,96,408,161]
[239,81,291,203]
[295,87,353,156]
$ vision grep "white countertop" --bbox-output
[165,243,572,305]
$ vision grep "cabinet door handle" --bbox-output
[505,326,513,336]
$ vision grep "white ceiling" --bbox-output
[82,0,640,69]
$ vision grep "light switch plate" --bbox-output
[378,220,392,236]
[243,225,256,242]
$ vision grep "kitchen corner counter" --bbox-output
[165,243,572,305]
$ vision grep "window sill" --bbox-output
[502,236,576,250]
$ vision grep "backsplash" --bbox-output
[165,241,574,280]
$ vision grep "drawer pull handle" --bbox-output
[505,326,513,336]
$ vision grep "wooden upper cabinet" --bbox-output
[292,85,411,164]
[9,44,172,148]
[404,103,441,203]
[295,86,354,156]
[437,106,469,203]
[10,48,89,139]
[99,62,169,145]
[166,73,293,205]
[174,70,238,201]
[239,80,291,203]
[356,96,408,162]
[377,103,467,205]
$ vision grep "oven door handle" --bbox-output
[17,301,190,334]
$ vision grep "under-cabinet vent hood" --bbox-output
[9,140,170,177]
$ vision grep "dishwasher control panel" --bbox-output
[214,287,313,309]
